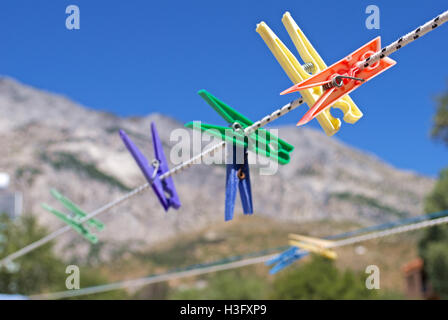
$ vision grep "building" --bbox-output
[0,173,22,219]
[402,257,438,299]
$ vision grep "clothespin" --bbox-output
[41,189,104,244]
[266,246,309,274]
[185,90,294,165]
[281,36,396,126]
[288,233,337,260]
[267,233,337,273]
[119,122,181,211]
[256,12,363,136]
[224,144,253,221]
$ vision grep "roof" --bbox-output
[401,257,424,274]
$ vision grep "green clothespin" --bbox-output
[50,189,104,230]
[185,90,294,165]
[41,189,104,244]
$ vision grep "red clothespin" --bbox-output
[280,37,396,126]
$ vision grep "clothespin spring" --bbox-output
[322,75,365,90]
[237,167,246,180]
[302,62,315,74]
[150,159,160,181]
[231,122,244,133]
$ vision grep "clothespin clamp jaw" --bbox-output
[224,144,253,221]
[256,12,363,136]
[41,189,104,244]
[185,90,294,165]
[281,36,396,126]
[119,122,181,212]
[268,233,339,273]
[266,246,309,274]
[288,233,337,260]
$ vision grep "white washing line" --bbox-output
[31,254,278,300]
[0,97,304,267]
[30,214,448,300]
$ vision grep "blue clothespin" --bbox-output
[225,144,253,221]
[119,122,181,211]
[266,246,308,274]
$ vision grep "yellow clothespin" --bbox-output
[256,12,363,136]
[288,233,337,260]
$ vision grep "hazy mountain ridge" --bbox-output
[0,76,434,257]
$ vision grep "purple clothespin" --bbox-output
[119,122,181,211]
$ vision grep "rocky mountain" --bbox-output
[0,76,434,257]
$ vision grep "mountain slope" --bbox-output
[0,77,434,257]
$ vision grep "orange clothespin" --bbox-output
[281,37,396,126]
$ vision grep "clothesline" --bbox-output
[30,209,448,300]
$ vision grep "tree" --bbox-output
[270,256,376,300]
[0,213,66,294]
[0,213,129,299]
[425,242,448,299]
[170,269,269,300]
[431,86,448,146]
[418,170,448,299]
[418,169,448,258]
[418,86,448,298]
[425,168,448,213]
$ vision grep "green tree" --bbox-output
[418,86,448,299]
[418,169,448,261]
[270,256,375,300]
[425,169,448,214]
[170,270,269,300]
[431,86,448,146]
[0,213,128,299]
[0,213,66,294]
[418,170,448,299]
[425,242,448,299]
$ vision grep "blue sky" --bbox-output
[0,1,447,176]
